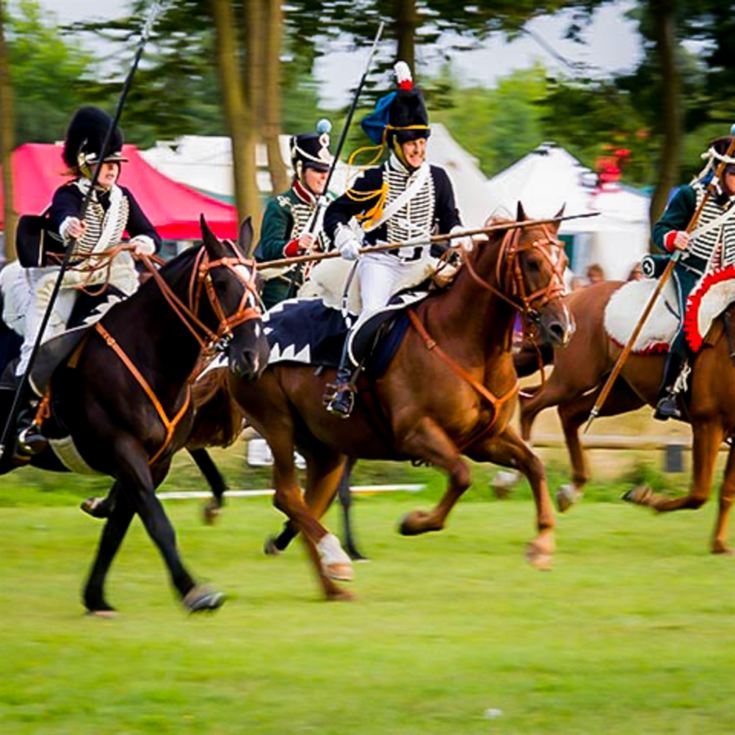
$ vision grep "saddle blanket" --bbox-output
[604,267,735,353]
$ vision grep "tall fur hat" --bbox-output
[62,106,127,171]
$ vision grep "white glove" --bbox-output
[60,216,86,241]
[334,226,361,261]
[131,237,156,256]
[450,225,474,252]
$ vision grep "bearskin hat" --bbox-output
[62,106,127,171]
[290,119,333,174]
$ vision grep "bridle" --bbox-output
[138,241,263,354]
[461,223,567,323]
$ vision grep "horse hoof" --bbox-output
[80,497,110,519]
[525,540,554,571]
[398,510,438,536]
[556,484,581,513]
[347,548,370,562]
[203,503,221,525]
[711,543,734,555]
[184,585,225,613]
[492,470,520,499]
[323,562,354,582]
[263,536,282,556]
[86,608,118,619]
[622,485,653,506]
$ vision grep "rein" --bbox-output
[94,242,262,465]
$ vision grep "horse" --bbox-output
[516,278,735,554]
[228,204,574,600]
[0,217,270,613]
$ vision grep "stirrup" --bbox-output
[654,393,681,421]
[324,383,355,418]
[16,424,48,457]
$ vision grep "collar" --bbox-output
[292,179,317,205]
[388,154,428,179]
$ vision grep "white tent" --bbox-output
[484,142,652,280]
[141,124,490,226]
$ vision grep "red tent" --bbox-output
[0,143,239,240]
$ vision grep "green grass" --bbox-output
[0,491,733,734]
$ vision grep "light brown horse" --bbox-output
[517,279,735,554]
[229,205,574,600]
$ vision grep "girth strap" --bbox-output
[95,322,191,466]
[407,309,518,438]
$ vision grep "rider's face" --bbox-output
[98,162,120,190]
[303,167,328,195]
[723,167,735,196]
[400,138,427,169]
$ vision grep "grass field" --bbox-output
[1,478,734,734]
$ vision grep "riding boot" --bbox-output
[324,342,356,419]
[654,351,685,421]
[16,397,48,457]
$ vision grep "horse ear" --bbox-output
[200,214,222,258]
[237,217,253,257]
[552,204,566,233]
[516,201,527,221]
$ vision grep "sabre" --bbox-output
[584,127,735,433]
[0,1,167,461]
[258,211,600,271]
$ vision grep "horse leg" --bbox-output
[556,381,644,511]
[519,371,581,442]
[188,447,228,525]
[82,481,134,615]
[467,426,555,570]
[713,444,735,554]
[268,434,353,600]
[338,458,368,561]
[624,421,723,541]
[114,442,223,612]
[395,416,471,536]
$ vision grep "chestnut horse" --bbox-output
[517,279,735,554]
[0,218,269,613]
[229,205,574,600]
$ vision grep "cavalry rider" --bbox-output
[254,120,333,309]
[322,61,470,418]
[652,134,735,420]
[14,105,161,455]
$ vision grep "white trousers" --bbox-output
[357,252,427,315]
[14,253,140,376]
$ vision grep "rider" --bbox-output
[254,120,333,309]
[652,134,735,420]
[14,105,161,455]
[322,61,470,418]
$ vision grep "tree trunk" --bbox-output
[211,0,260,247]
[263,0,288,194]
[0,0,16,261]
[648,0,681,238]
[394,0,418,75]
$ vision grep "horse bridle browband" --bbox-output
[461,224,567,321]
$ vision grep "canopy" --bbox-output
[0,143,239,240]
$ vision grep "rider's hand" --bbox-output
[334,226,361,261]
[131,238,156,256]
[61,217,86,241]
[450,225,474,253]
[298,232,316,251]
[664,230,689,252]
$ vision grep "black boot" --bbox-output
[15,393,48,457]
[324,366,356,418]
[654,352,685,421]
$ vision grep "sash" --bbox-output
[364,163,430,234]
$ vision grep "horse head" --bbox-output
[473,203,574,348]
[199,216,270,380]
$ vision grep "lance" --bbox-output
[584,127,735,433]
[0,1,167,461]
[283,21,385,293]
[257,211,600,271]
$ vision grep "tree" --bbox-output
[0,0,14,260]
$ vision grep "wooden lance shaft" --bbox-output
[584,133,735,433]
[256,212,600,271]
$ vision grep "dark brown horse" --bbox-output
[229,205,574,600]
[0,218,269,613]
[517,279,735,554]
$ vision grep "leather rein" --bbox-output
[409,224,566,443]
[95,243,262,465]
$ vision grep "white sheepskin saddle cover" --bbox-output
[604,278,679,353]
[604,268,735,354]
[298,256,450,312]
